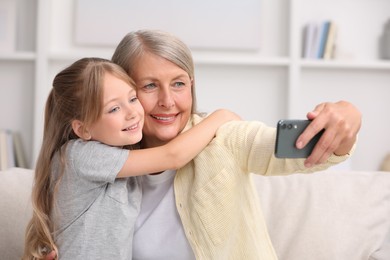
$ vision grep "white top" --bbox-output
[132,170,195,260]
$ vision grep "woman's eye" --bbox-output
[143,83,156,90]
[173,82,185,88]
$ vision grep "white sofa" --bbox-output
[1,167,390,260]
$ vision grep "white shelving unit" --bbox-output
[0,0,37,168]
[2,0,390,170]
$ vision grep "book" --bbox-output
[303,22,318,59]
[0,130,8,170]
[309,21,326,59]
[6,130,15,168]
[0,130,27,170]
[12,131,27,168]
[323,21,337,60]
[317,21,330,59]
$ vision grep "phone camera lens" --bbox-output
[281,124,287,129]
[287,124,293,129]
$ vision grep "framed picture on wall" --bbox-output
[74,0,262,51]
[0,0,16,52]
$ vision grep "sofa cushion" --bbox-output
[254,170,390,260]
[0,167,34,260]
[2,168,390,260]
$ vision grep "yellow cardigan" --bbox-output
[174,115,350,260]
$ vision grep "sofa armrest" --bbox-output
[0,167,34,260]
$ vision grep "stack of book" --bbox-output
[302,20,337,60]
[0,129,27,170]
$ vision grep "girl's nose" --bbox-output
[125,107,136,120]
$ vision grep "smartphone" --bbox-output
[275,119,324,158]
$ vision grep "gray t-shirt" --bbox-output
[51,139,141,259]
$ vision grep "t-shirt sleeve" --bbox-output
[68,139,129,184]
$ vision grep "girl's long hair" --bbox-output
[22,57,135,259]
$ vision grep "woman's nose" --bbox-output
[158,89,175,108]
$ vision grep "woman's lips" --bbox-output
[150,113,178,123]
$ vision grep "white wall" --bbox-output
[2,0,389,171]
[43,0,390,171]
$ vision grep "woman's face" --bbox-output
[131,52,193,148]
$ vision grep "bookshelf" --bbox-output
[1,0,390,170]
[0,0,36,169]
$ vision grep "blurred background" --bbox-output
[1,0,390,171]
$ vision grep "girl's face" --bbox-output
[88,73,144,146]
[131,52,193,148]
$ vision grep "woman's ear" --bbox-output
[71,120,91,140]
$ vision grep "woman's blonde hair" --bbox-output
[112,29,198,113]
[23,57,135,259]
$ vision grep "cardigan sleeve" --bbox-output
[213,120,352,176]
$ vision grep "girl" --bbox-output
[23,57,240,259]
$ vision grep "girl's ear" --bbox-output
[71,120,91,140]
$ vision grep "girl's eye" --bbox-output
[109,106,120,113]
[129,96,138,103]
